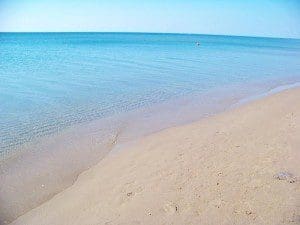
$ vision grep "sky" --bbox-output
[0,0,300,38]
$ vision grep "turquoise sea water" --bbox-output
[1,33,300,157]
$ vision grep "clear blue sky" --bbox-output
[0,0,299,38]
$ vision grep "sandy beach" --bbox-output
[6,87,300,225]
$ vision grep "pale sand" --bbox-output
[10,88,300,225]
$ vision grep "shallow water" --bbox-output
[1,32,300,158]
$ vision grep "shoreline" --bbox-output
[1,79,300,224]
[2,76,299,162]
[9,85,300,225]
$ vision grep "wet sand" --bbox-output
[8,87,300,225]
[1,80,268,224]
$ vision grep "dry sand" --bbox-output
[9,87,300,225]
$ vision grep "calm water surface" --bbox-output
[1,33,300,157]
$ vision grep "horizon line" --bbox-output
[0,31,299,40]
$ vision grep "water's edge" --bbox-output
[2,76,300,162]
[1,77,300,224]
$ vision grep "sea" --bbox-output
[1,32,300,159]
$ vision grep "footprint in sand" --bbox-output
[162,202,179,214]
[116,181,144,205]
